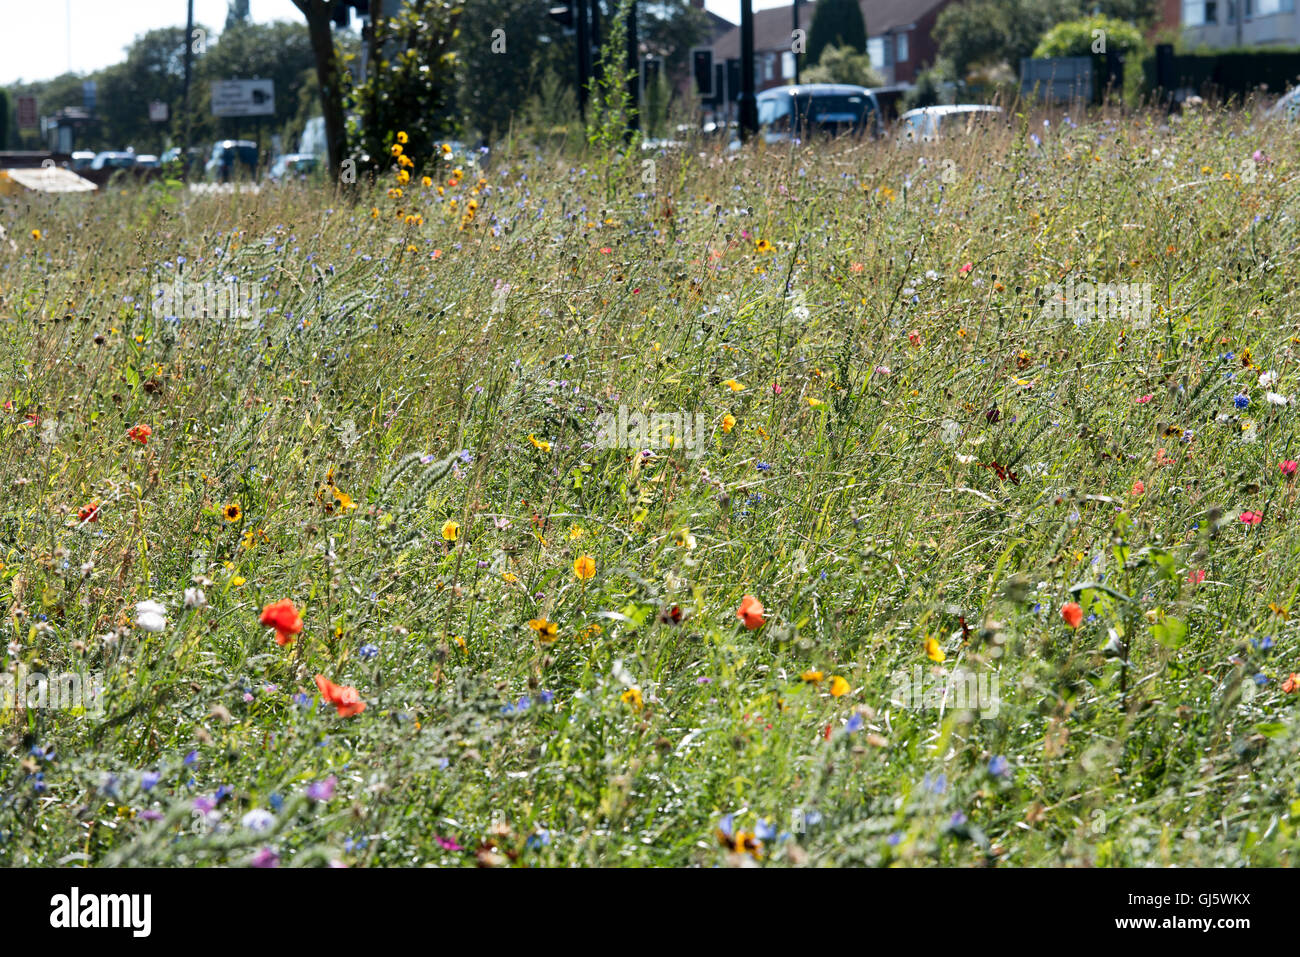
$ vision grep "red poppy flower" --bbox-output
[1283,673,1300,694]
[260,599,303,646]
[1061,602,1083,629]
[736,595,765,630]
[1187,569,1206,585]
[127,423,152,445]
[1240,510,1263,526]
[314,674,367,717]
[77,500,101,523]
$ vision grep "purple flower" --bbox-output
[141,770,161,791]
[249,847,280,868]
[306,775,337,802]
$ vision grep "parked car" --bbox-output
[1267,86,1300,122]
[204,140,259,182]
[90,151,137,171]
[897,105,1003,143]
[267,153,320,181]
[70,151,96,171]
[134,154,160,170]
[755,84,883,143]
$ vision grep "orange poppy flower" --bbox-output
[736,595,765,630]
[314,674,367,717]
[127,423,152,445]
[260,599,303,646]
[1283,673,1300,694]
[1061,601,1083,629]
[78,500,102,523]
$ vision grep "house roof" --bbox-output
[711,0,951,59]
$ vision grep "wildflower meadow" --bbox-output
[3,103,1300,869]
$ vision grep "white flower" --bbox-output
[184,587,207,609]
[1266,391,1290,406]
[956,453,977,464]
[940,419,962,445]
[135,600,167,633]
[241,809,275,832]
[1259,370,1278,388]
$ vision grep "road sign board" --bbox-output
[210,79,275,117]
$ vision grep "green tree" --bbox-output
[1034,14,1145,58]
[807,0,867,69]
[291,0,351,179]
[803,44,883,87]
[197,20,316,147]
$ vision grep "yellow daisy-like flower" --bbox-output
[721,413,736,433]
[370,206,380,219]
[801,670,824,684]
[621,686,643,709]
[387,187,403,199]
[222,502,243,523]
[396,131,408,144]
[755,238,773,253]
[502,572,518,584]
[396,169,410,185]
[528,618,558,642]
[421,175,433,187]
[441,519,460,541]
[573,555,596,580]
[440,142,452,154]
[829,675,850,697]
[333,489,357,512]
[528,434,551,453]
[924,636,946,662]
[568,525,585,540]
[806,397,825,408]
[30,229,42,241]
[722,379,745,392]
[391,143,403,157]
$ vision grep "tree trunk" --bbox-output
[293,0,348,182]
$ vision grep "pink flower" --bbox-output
[1241,510,1264,526]
[959,262,973,274]
[1281,459,1298,479]
[1187,569,1206,584]
[1130,480,1145,496]
[772,382,783,395]
[435,835,463,851]
[1136,394,1153,404]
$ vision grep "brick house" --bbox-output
[709,0,958,90]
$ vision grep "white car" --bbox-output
[897,105,1003,143]
[1267,86,1299,121]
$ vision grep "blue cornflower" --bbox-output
[358,643,379,660]
[1234,394,1250,410]
[989,755,1009,778]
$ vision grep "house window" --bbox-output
[896,31,909,63]
[781,51,795,79]
[1182,0,1219,22]
[867,36,889,69]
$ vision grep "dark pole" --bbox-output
[625,0,638,139]
[792,0,801,85]
[591,0,602,82]
[739,0,756,140]
[575,0,589,117]
[183,0,194,151]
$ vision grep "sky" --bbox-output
[1,0,793,87]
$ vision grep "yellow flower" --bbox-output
[370,206,380,219]
[673,527,696,549]
[528,434,551,453]
[829,675,850,697]
[222,502,243,523]
[396,131,408,144]
[573,554,596,580]
[721,413,736,433]
[441,519,460,541]
[806,397,825,408]
[621,687,643,709]
[396,169,410,185]
[440,142,451,153]
[801,670,824,684]
[333,489,357,512]
[30,229,41,241]
[502,572,518,584]
[568,525,584,540]
[722,379,745,392]
[391,143,403,157]
[924,636,946,662]
[528,618,558,642]
[230,574,246,587]
[755,238,773,253]
[421,175,433,187]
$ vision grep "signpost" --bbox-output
[17,96,38,130]
[210,79,275,117]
